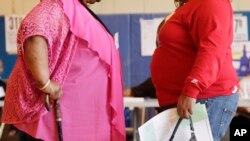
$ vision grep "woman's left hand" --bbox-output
[177,95,196,119]
[39,80,63,100]
[48,80,63,100]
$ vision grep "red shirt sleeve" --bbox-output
[182,0,233,98]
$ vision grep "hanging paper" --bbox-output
[4,15,24,54]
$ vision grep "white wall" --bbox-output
[0,0,39,15]
[0,0,250,15]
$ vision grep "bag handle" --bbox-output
[169,116,197,141]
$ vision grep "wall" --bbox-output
[0,0,250,15]
[0,0,250,86]
[0,0,39,15]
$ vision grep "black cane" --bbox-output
[44,95,63,141]
[55,100,63,141]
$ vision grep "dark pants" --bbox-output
[19,132,43,141]
[9,125,43,141]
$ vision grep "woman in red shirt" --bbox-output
[151,0,238,140]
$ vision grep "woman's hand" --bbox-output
[177,95,196,119]
[40,80,63,100]
[123,88,132,97]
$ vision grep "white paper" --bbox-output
[140,17,164,56]
[124,97,145,103]
[138,103,213,141]
[5,15,25,54]
[0,87,5,98]
[114,32,120,49]
[233,14,249,41]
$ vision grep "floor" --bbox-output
[0,124,19,141]
[0,123,232,141]
[0,108,242,141]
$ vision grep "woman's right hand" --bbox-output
[123,88,132,97]
[40,80,63,100]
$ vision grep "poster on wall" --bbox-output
[233,14,249,41]
[4,15,24,54]
[232,14,249,76]
[140,17,164,56]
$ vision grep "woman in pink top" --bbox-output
[1,0,126,141]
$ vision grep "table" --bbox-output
[0,98,249,141]
[124,97,159,107]
[0,101,4,139]
[124,98,159,141]
[238,99,250,107]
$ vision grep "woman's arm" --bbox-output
[23,36,62,100]
[24,36,50,87]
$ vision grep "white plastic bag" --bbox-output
[138,103,213,141]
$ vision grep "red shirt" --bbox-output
[151,0,238,106]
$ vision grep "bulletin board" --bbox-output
[100,14,166,87]
[99,14,131,87]
[0,16,17,79]
[0,12,250,87]
[232,12,250,76]
[129,14,166,86]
